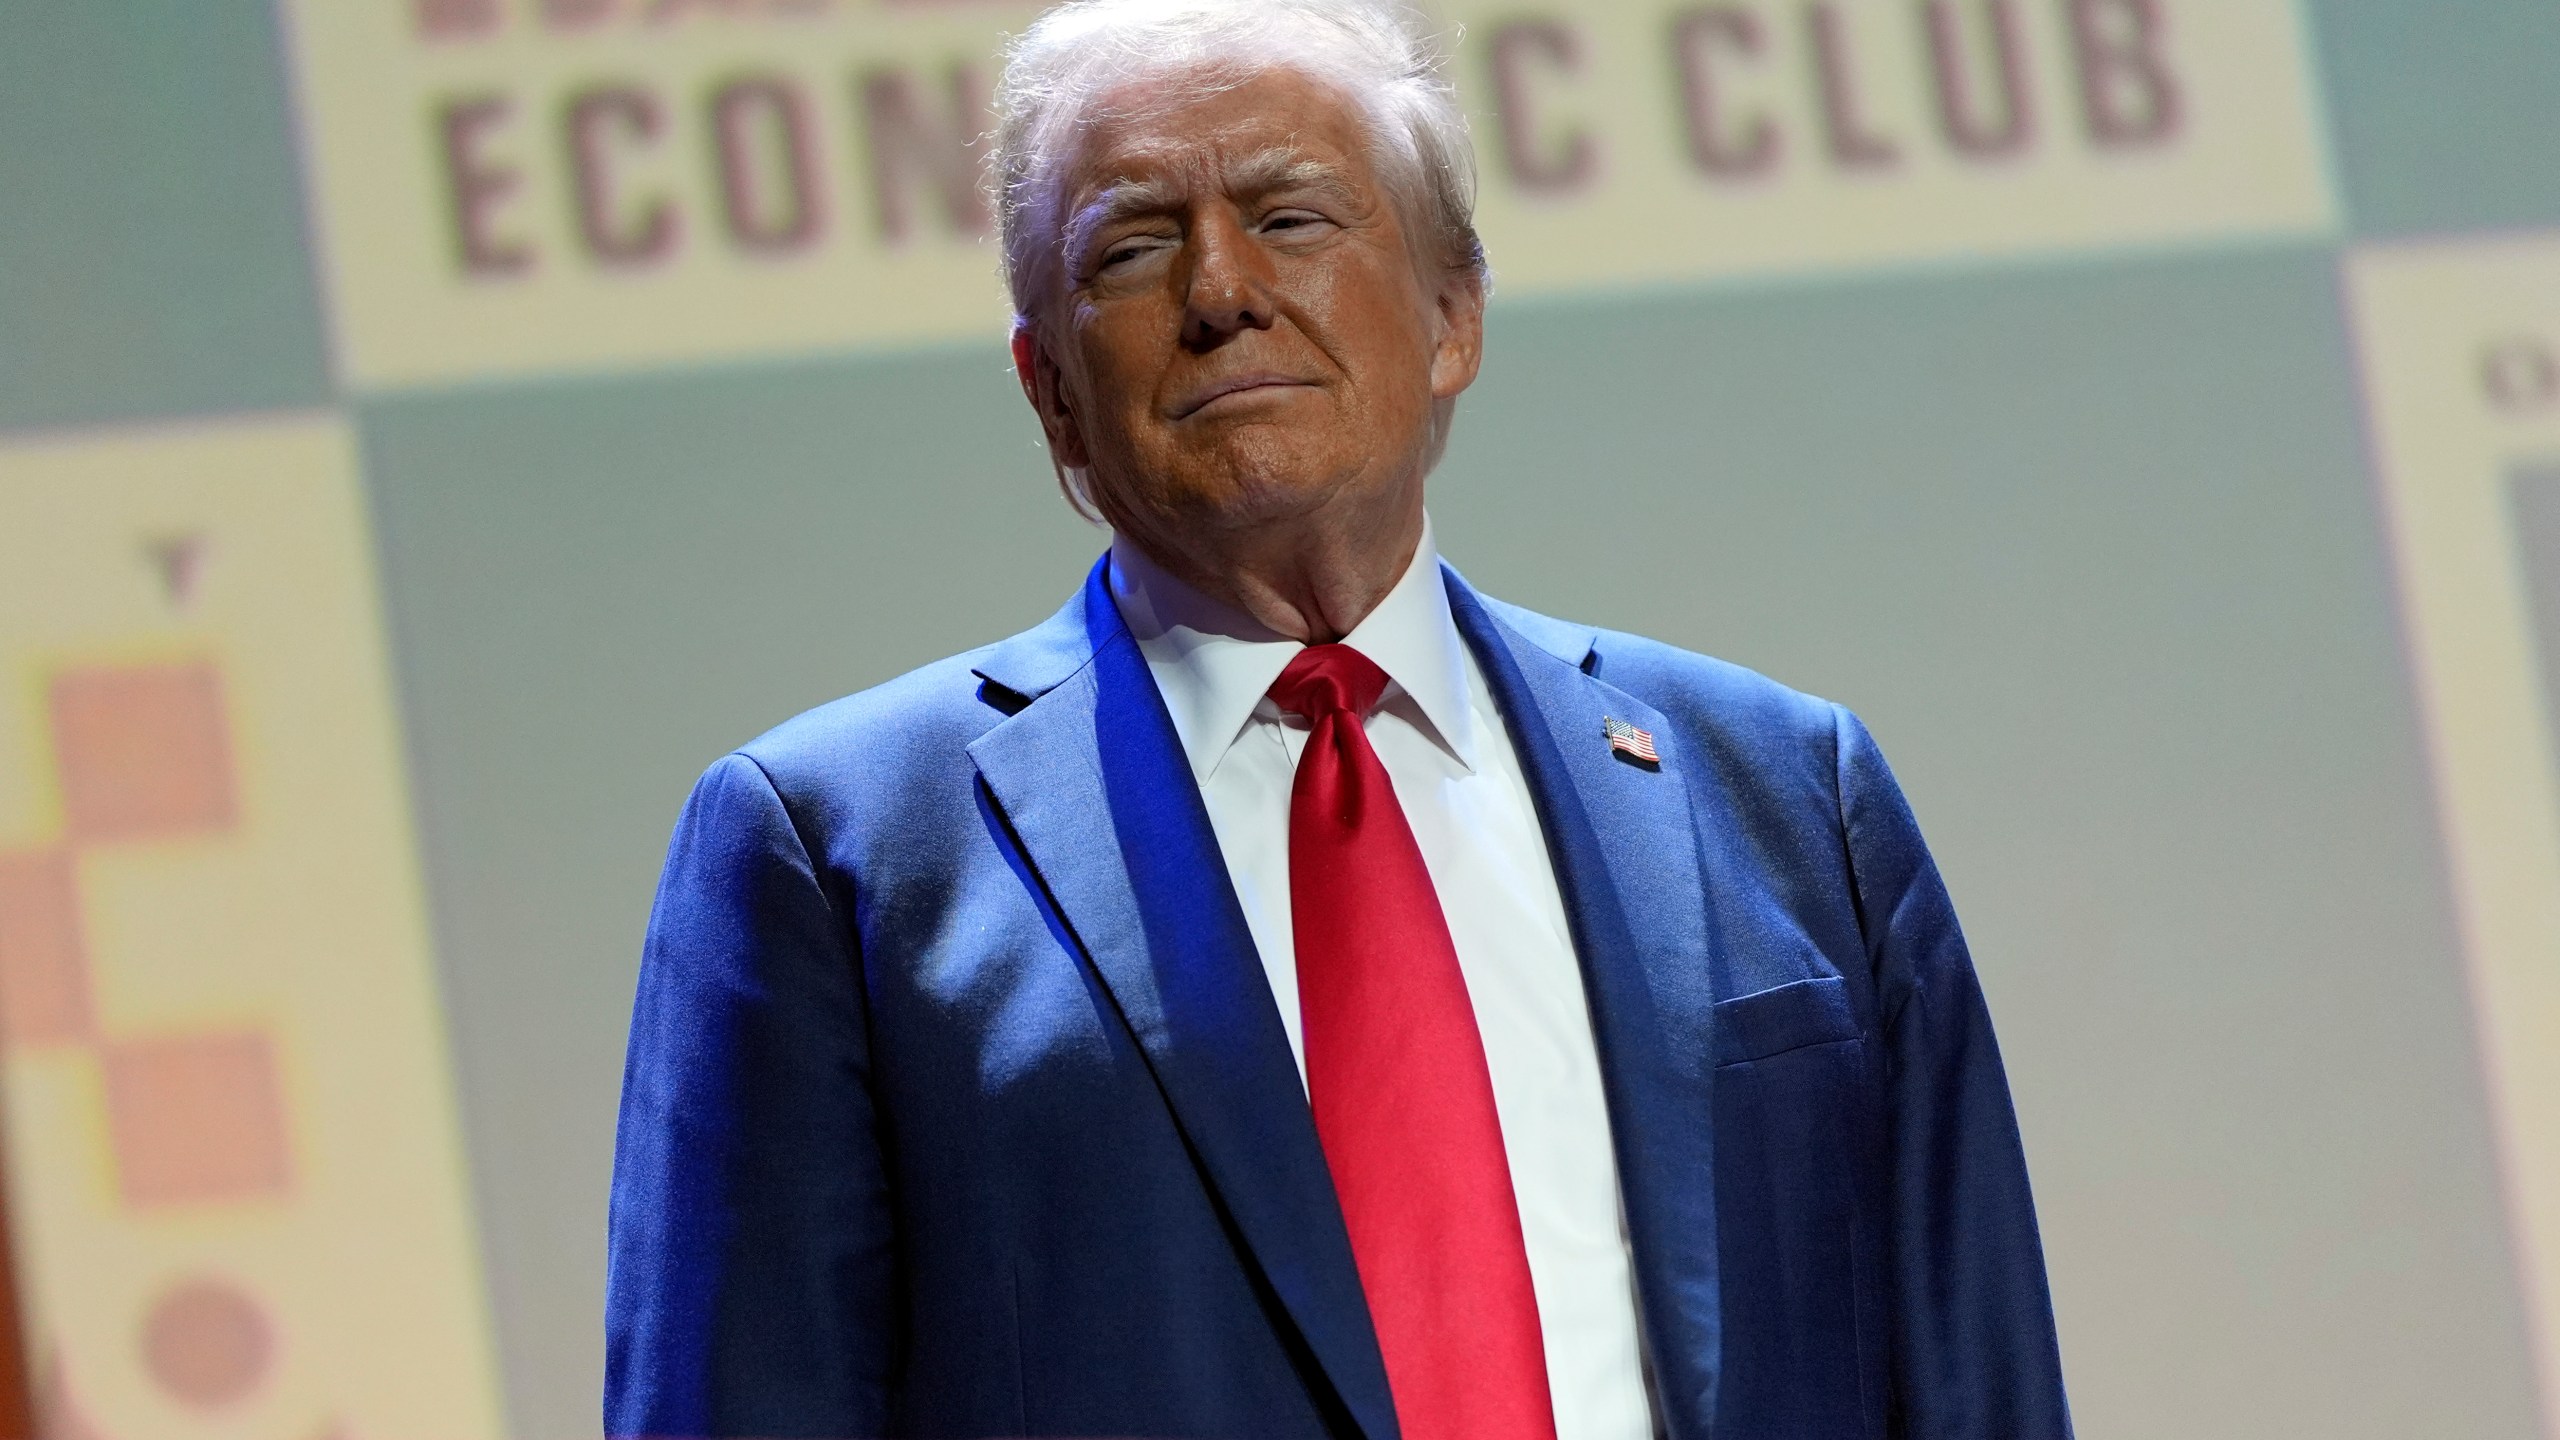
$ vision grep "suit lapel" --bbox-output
[1446,570,1725,1440]
[969,561,1398,1440]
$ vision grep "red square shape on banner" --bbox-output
[101,1032,292,1207]
[0,849,92,1045]
[51,663,239,844]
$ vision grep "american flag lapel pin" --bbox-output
[1603,716,1660,766]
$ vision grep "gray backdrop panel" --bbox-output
[2311,0,2560,238]
[0,0,330,432]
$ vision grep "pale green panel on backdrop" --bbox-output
[2311,0,2560,235]
[0,0,331,430]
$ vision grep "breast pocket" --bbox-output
[1714,975,1859,1067]
[1712,974,1880,1439]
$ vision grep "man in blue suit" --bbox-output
[605,0,2070,1435]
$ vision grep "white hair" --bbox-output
[992,0,1488,323]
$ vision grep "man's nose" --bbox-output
[1180,210,1276,351]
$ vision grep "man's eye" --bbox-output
[1259,210,1337,241]
[1097,236,1167,271]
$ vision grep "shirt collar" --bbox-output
[1109,516,1480,786]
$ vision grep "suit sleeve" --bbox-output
[1832,706,2073,1439]
[604,752,897,1439]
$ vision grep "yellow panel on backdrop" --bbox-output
[283,0,1046,389]
[1466,0,2335,294]
[280,0,2336,391]
[0,417,504,1440]
[2346,233,2560,1440]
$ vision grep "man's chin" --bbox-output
[1190,458,1374,529]
[1088,433,1413,538]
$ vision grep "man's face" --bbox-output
[1016,67,1483,539]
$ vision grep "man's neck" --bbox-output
[1109,488,1426,645]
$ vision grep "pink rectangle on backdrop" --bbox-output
[0,849,91,1045]
[102,1031,292,1206]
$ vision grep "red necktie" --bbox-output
[1268,645,1558,1440]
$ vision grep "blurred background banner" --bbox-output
[283,0,2333,385]
[2347,236,2560,1400]
[0,419,503,1439]
[2,1,2559,1438]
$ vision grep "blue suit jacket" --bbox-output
[605,559,2070,1440]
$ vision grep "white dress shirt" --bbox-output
[1108,520,1655,1440]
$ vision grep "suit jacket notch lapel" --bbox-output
[1445,570,1727,1440]
[967,561,1400,1440]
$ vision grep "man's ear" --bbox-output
[1428,273,1486,402]
[1011,323,1092,470]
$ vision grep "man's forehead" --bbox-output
[1062,70,1374,200]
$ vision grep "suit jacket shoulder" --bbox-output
[735,651,1000,794]
[722,571,1108,829]
[1474,589,1855,835]
[1466,586,1918,1016]
[1475,589,1841,752]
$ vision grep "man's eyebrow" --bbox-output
[1221,146,1363,207]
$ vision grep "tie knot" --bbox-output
[1268,644,1391,722]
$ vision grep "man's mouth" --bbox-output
[1171,374,1317,419]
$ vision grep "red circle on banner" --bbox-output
[140,1277,273,1407]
